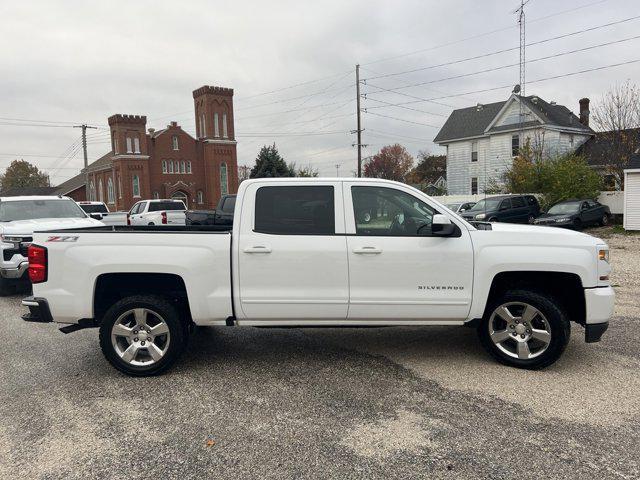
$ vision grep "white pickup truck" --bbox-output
[21,178,614,376]
[127,199,186,226]
[77,201,128,226]
[0,195,103,295]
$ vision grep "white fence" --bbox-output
[430,191,624,215]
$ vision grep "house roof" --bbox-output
[434,94,592,143]
[54,172,86,194]
[576,128,640,167]
[0,186,57,196]
[84,151,114,173]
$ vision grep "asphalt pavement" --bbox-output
[1,292,639,479]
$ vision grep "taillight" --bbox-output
[127,214,131,225]
[161,211,167,224]
[28,245,47,284]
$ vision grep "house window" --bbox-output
[200,114,206,138]
[220,162,228,195]
[153,191,159,199]
[174,161,179,173]
[133,137,140,153]
[132,175,140,197]
[172,135,179,150]
[471,141,478,162]
[162,160,167,174]
[98,179,104,202]
[168,161,174,174]
[126,137,133,153]
[222,113,228,138]
[107,178,115,204]
[89,181,95,201]
[471,177,478,194]
[187,161,192,174]
[569,135,574,148]
[118,175,122,199]
[214,113,220,137]
[511,134,520,157]
[197,190,203,204]
[181,161,186,174]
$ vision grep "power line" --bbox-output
[364,111,441,128]
[361,14,640,81]
[361,0,609,66]
[363,97,448,117]
[364,34,640,94]
[364,58,640,109]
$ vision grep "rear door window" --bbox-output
[500,198,512,210]
[511,197,525,208]
[255,186,334,235]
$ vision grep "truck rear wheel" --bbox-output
[478,289,570,369]
[98,295,187,376]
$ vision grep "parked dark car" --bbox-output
[533,199,610,229]
[185,194,236,226]
[461,194,540,223]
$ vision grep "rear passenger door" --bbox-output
[236,182,348,320]
[510,196,528,223]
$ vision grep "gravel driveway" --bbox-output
[1,229,638,479]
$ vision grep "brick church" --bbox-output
[55,85,239,210]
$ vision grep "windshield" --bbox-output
[446,203,461,211]
[468,198,501,211]
[79,204,108,214]
[548,203,580,215]
[0,199,87,222]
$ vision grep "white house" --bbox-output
[623,155,640,231]
[434,94,594,195]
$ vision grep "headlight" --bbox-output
[475,213,486,220]
[597,245,611,283]
[1,235,23,243]
[554,217,571,223]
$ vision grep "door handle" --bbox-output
[353,246,382,254]
[243,245,272,254]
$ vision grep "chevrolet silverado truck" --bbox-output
[77,201,128,226]
[127,199,186,226]
[21,179,614,376]
[0,195,103,295]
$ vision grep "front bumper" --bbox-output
[0,261,29,279]
[583,286,614,343]
[21,296,53,323]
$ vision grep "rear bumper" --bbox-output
[21,296,53,323]
[0,261,29,279]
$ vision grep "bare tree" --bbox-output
[591,81,640,189]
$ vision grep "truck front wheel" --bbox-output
[99,295,187,376]
[478,290,570,369]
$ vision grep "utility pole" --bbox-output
[73,124,97,200]
[335,164,340,177]
[356,64,363,177]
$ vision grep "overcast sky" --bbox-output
[1,0,638,183]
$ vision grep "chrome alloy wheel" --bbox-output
[488,302,551,360]
[111,308,170,366]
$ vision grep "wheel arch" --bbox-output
[484,271,586,325]
[93,272,192,326]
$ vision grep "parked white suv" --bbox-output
[22,179,614,376]
[0,195,103,295]
[127,199,186,226]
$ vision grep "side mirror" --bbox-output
[430,214,456,236]
[89,213,103,220]
[459,208,466,212]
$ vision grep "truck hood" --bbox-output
[483,222,604,245]
[0,217,104,236]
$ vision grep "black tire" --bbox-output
[99,295,187,376]
[148,222,155,226]
[478,289,570,370]
[0,277,15,296]
[599,213,610,226]
[488,217,498,223]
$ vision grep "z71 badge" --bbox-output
[46,235,79,242]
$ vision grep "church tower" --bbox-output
[193,86,239,208]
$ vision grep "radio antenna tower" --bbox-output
[512,0,531,134]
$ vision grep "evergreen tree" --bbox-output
[250,144,294,178]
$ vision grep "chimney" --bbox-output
[579,98,590,127]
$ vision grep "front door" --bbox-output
[236,181,348,320]
[343,182,473,321]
